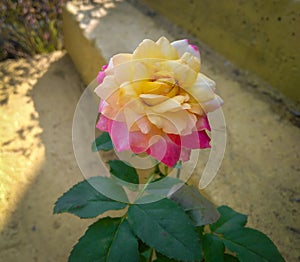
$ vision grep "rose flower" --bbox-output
[95,37,223,167]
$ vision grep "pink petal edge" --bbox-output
[146,134,192,167]
[96,64,108,84]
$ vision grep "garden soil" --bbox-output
[0,51,299,261]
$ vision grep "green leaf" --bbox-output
[134,177,183,204]
[145,177,183,196]
[92,132,113,152]
[155,252,178,261]
[223,254,239,262]
[128,198,202,261]
[202,234,225,262]
[90,176,129,203]
[138,240,151,253]
[139,248,153,262]
[108,160,139,184]
[54,177,127,218]
[168,184,220,226]
[210,206,247,234]
[195,225,204,236]
[222,228,285,262]
[69,218,139,262]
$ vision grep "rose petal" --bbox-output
[96,114,112,132]
[185,73,216,103]
[183,131,211,149]
[156,36,178,59]
[133,62,152,82]
[146,134,192,166]
[180,147,192,162]
[111,53,132,66]
[112,60,152,84]
[110,120,130,151]
[201,95,224,112]
[139,94,169,106]
[97,64,108,84]
[168,130,211,149]
[149,95,189,113]
[197,130,211,148]
[171,39,200,60]
[180,52,200,73]
[136,116,153,134]
[98,99,105,113]
[123,106,146,131]
[128,131,151,153]
[100,92,126,121]
[128,131,160,154]
[146,135,181,167]
[133,39,164,59]
[159,60,198,89]
[196,116,211,131]
[188,103,204,115]
[147,110,197,136]
[95,75,119,100]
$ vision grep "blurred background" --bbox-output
[0,0,65,61]
[0,0,299,261]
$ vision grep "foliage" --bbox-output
[53,132,284,261]
[0,0,65,60]
[91,132,113,152]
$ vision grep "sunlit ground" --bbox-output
[0,56,48,230]
[0,52,94,261]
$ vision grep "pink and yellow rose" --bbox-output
[95,37,223,167]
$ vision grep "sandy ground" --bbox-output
[0,51,299,261]
[0,52,94,262]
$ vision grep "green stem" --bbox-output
[164,165,169,176]
[147,248,154,262]
[134,171,156,202]
[176,160,182,178]
[154,163,160,175]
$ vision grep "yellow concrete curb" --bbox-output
[63,1,173,85]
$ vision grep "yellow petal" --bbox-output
[94,75,118,100]
[173,94,189,103]
[180,52,200,72]
[149,95,191,113]
[123,106,145,131]
[101,98,125,121]
[111,62,133,85]
[132,62,152,81]
[156,37,178,59]
[160,60,198,89]
[136,116,153,134]
[111,53,132,66]
[150,98,182,113]
[147,110,197,135]
[139,94,168,106]
[144,81,172,95]
[188,103,204,115]
[112,60,153,85]
[164,83,179,97]
[133,39,164,59]
[185,73,216,102]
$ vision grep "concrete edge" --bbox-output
[62,6,106,85]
